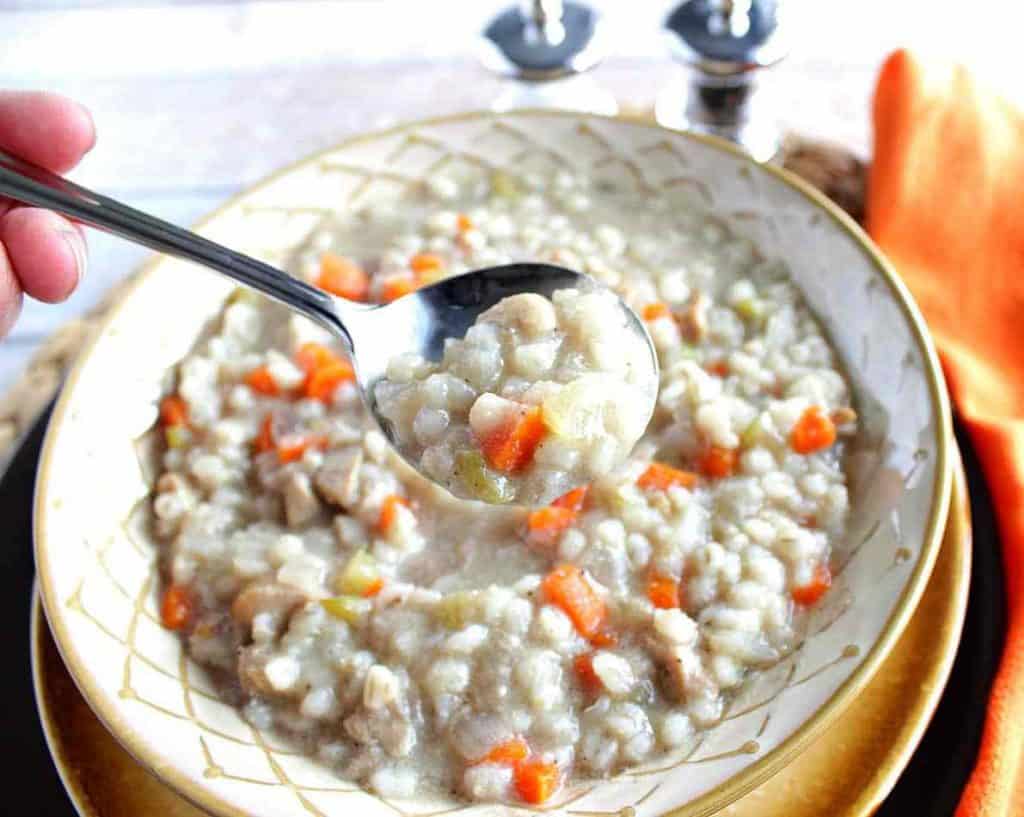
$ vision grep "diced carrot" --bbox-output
[480,406,548,474]
[295,341,354,401]
[552,485,589,512]
[255,414,275,453]
[410,252,444,276]
[706,360,730,377]
[791,406,837,454]
[474,737,529,766]
[160,584,194,630]
[456,213,474,233]
[159,395,189,428]
[792,563,832,606]
[573,653,601,695]
[380,276,418,303]
[295,342,341,374]
[698,446,738,479]
[646,574,680,609]
[304,361,355,402]
[255,414,325,462]
[316,253,370,301]
[360,577,384,598]
[637,462,698,491]
[276,435,326,464]
[377,494,411,534]
[514,759,560,805]
[244,366,280,397]
[525,506,577,549]
[541,564,607,641]
[589,627,618,648]
[642,302,671,321]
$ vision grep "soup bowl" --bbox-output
[34,111,951,817]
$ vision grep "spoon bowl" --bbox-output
[0,151,658,501]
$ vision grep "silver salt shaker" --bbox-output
[478,1,617,115]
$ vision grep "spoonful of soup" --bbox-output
[0,151,658,504]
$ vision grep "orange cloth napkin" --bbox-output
[868,50,1024,817]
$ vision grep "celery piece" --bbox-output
[321,595,371,624]
[436,591,479,630]
[165,426,191,449]
[454,451,514,504]
[335,550,381,596]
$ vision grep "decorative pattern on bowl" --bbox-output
[34,111,952,817]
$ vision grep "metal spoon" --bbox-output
[0,150,658,497]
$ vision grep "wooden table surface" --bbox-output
[1,0,1017,392]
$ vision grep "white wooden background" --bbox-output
[1,0,1020,393]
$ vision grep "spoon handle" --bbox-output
[0,150,352,346]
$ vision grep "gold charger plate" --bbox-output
[31,451,970,817]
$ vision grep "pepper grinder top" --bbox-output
[656,0,789,161]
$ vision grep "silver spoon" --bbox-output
[0,150,658,497]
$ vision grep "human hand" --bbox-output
[0,91,95,338]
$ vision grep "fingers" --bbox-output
[0,90,96,173]
[0,242,23,338]
[0,207,85,304]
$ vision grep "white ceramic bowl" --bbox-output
[35,111,952,817]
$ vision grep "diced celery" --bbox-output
[165,426,191,449]
[436,591,479,630]
[335,550,381,596]
[321,595,371,623]
[491,170,521,199]
[454,451,514,504]
[741,415,764,448]
[678,343,699,360]
[735,298,769,324]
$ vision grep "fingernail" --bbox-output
[60,228,87,287]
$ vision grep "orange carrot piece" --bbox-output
[541,564,607,641]
[636,463,698,491]
[589,627,618,648]
[160,584,194,630]
[380,276,418,303]
[456,213,474,233]
[525,506,577,548]
[792,563,832,606]
[698,446,738,479]
[706,360,730,377]
[514,759,560,805]
[255,414,275,453]
[410,252,444,275]
[304,361,355,402]
[295,342,340,374]
[646,574,681,609]
[362,577,384,598]
[474,737,530,766]
[377,494,411,534]
[244,366,280,397]
[276,435,325,464]
[573,653,601,695]
[790,406,837,454]
[316,253,370,301]
[159,395,189,428]
[642,303,671,321]
[552,485,589,512]
[255,414,325,462]
[480,405,547,473]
